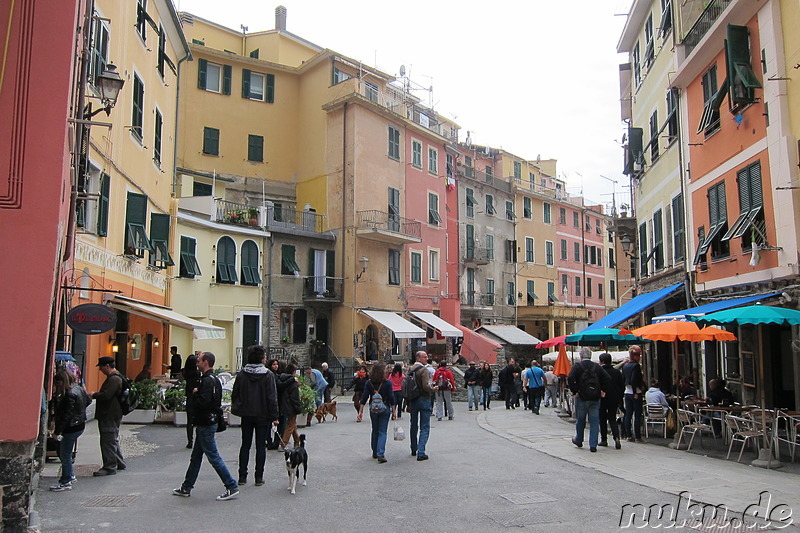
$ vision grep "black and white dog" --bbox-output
[285,434,308,494]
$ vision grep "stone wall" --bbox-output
[0,440,36,532]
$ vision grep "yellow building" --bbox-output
[72,0,191,388]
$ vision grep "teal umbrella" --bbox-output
[691,304,800,327]
[565,327,646,346]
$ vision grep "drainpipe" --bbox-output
[266,234,274,353]
[341,102,349,354]
[172,52,191,198]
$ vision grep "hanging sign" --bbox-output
[66,304,117,335]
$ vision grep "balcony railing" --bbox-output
[214,200,328,235]
[682,0,733,56]
[302,276,343,302]
[215,199,262,228]
[357,210,421,242]
[463,247,491,264]
[460,292,494,307]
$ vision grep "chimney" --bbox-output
[275,6,287,31]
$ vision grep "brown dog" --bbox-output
[314,400,338,423]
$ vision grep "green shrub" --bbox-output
[297,376,316,415]
[163,382,186,411]
[132,379,160,410]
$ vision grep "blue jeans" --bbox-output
[58,429,83,484]
[181,424,237,491]
[527,387,544,414]
[238,416,270,481]
[624,394,643,439]
[481,386,492,408]
[315,389,325,408]
[467,385,481,409]
[409,396,432,455]
[369,409,391,457]
[575,397,601,448]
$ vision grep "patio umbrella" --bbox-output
[536,335,567,349]
[565,327,644,346]
[698,326,737,342]
[692,304,800,465]
[632,321,738,432]
[552,345,572,377]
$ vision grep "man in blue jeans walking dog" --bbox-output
[173,352,239,501]
[567,347,610,452]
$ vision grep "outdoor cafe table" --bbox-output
[698,405,752,444]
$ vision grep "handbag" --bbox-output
[215,408,227,433]
[393,422,405,441]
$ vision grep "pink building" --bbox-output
[0,0,82,528]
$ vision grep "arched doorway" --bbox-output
[365,324,379,361]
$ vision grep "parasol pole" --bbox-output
[751,323,781,469]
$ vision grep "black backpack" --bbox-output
[401,368,421,401]
[118,375,139,415]
[578,361,601,401]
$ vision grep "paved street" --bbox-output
[36,402,799,532]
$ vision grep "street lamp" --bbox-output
[86,63,125,118]
[355,256,369,282]
[620,233,636,258]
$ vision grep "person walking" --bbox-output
[343,365,368,418]
[277,364,303,449]
[358,363,395,463]
[567,347,610,453]
[498,358,518,409]
[621,345,645,443]
[433,360,455,421]
[305,366,328,408]
[173,352,239,501]
[408,351,437,461]
[544,366,559,408]
[91,356,126,476]
[182,353,200,449]
[49,368,91,491]
[231,345,279,486]
[320,362,335,404]
[598,352,624,449]
[479,361,493,410]
[522,360,546,415]
[463,361,481,411]
[169,346,182,379]
[268,359,286,450]
[388,363,405,419]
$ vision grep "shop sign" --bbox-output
[66,304,117,334]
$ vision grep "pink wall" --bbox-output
[0,0,80,441]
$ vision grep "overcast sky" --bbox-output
[175,0,634,210]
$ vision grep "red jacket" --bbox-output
[433,368,455,391]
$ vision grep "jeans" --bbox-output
[527,387,544,414]
[467,385,481,409]
[435,391,453,419]
[394,391,405,418]
[600,399,620,442]
[624,394,643,439]
[185,399,195,445]
[98,417,125,472]
[409,396,432,455]
[369,409,391,457]
[58,429,83,483]
[544,385,558,407]
[481,386,492,409]
[315,389,325,408]
[181,424,237,491]
[238,416,270,481]
[574,398,601,448]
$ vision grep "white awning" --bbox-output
[360,310,426,338]
[108,297,226,340]
[409,312,461,337]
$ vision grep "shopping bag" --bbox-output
[393,423,405,441]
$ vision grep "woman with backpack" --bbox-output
[50,368,91,491]
[433,361,456,421]
[357,363,395,463]
[479,361,494,410]
[388,363,405,418]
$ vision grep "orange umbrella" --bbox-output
[632,320,711,342]
[699,326,737,341]
[553,344,572,377]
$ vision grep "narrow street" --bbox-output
[35,403,799,532]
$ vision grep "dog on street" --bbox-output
[285,434,308,494]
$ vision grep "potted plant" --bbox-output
[247,207,260,226]
[122,379,160,424]
[163,382,188,426]
[281,335,292,344]
[297,376,317,427]
[225,209,247,225]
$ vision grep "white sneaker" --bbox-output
[49,481,72,492]
[216,488,239,501]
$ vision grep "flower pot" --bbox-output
[174,411,188,427]
[249,218,259,226]
[122,409,157,424]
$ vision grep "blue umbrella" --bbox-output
[565,327,646,346]
[55,351,76,362]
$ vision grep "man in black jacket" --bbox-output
[622,345,645,442]
[91,356,126,476]
[321,362,335,403]
[498,358,519,409]
[174,352,239,501]
[231,345,278,486]
[598,353,624,449]
[463,361,481,411]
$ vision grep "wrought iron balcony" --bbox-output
[356,210,421,244]
[302,276,343,302]
[460,292,494,308]
[213,199,330,238]
[682,0,733,56]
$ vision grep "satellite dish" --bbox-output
[399,65,406,76]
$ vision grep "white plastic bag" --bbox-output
[393,423,405,441]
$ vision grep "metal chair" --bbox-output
[726,415,762,463]
[676,409,714,451]
[645,404,668,438]
[772,411,799,462]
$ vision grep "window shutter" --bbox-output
[126,193,147,225]
[242,69,251,98]
[749,163,763,207]
[249,49,259,59]
[97,173,110,236]
[326,250,335,293]
[737,167,751,212]
[266,73,275,103]
[198,58,207,89]
[222,64,232,95]
[149,213,169,242]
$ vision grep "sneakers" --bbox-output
[572,437,583,448]
[598,441,608,447]
[172,487,191,497]
[590,447,597,453]
[416,454,429,461]
[238,478,247,485]
[448,416,454,421]
[216,488,239,501]
[49,481,72,492]
[254,479,264,487]
[615,439,622,450]
[92,469,115,476]
[377,456,387,464]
